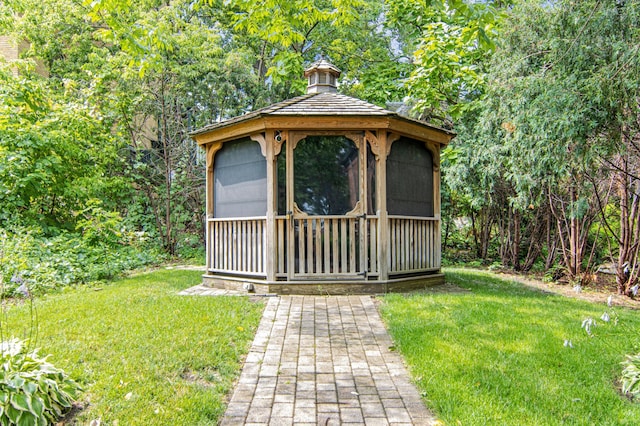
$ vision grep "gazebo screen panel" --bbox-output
[214,138,267,218]
[386,137,434,217]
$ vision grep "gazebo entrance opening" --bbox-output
[287,133,370,281]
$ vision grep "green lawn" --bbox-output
[2,269,264,425]
[381,268,640,426]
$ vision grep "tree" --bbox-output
[385,0,508,127]
[446,0,640,295]
[0,61,124,231]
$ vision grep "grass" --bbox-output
[381,268,640,426]
[1,269,264,425]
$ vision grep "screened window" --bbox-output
[386,138,434,217]
[294,135,359,215]
[214,138,267,218]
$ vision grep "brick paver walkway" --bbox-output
[219,295,437,426]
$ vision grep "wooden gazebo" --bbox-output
[191,61,455,294]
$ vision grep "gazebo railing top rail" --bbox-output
[208,214,440,221]
[208,216,267,222]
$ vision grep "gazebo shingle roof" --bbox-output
[190,92,453,137]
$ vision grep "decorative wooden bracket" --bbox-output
[289,132,306,150]
[424,142,440,171]
[206,141,223,169]
[273,130,286,156]
[386,133,401,156]
[250,133,267,157]
[365,130,380,157]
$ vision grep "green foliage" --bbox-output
[75,199,128,246]
[386,0,505,125]
[543,264,566,284]
[0,63,125,231]
[471,0,639,201]
[0,226,163,296]
[0,339,81,425]
[174,234,205,263]
[621,353,640,401]
[221,0,366,88]
[439,0,640,281]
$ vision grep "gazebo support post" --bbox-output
[376,130,389,283]
[256,131,278,282]
[204,142,221,272]
[432,143,442,266]
[205,154,212,272]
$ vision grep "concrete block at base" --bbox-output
[201,273,445,295]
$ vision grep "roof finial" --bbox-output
[304,59,341,94]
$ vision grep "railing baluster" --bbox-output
[331,219,340,274]
[349,218,356,273]
[370,219,377,274]
[306,218,313,273]
[278,219,285,274]
[315,218,322,274]
[340,219,347,273]
[323,219,330,274]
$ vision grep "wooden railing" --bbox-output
[292,216,362,277]
[208,217,266,276]
[389,216,440,274]
[207,215,438,279]
[275,216,379,278]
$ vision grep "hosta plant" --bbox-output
[621,353,640,401]
[0,339,82,425]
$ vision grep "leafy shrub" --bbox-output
[543,264,566,283]
[0,225,165,296]
[0,339,81,425]
[621,353,640,401]
[75,199,128,246]
[175,233,205,262]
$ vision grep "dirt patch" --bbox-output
[407,282,471,295]
[494,271,640,310]
[165,265,205,271]
[180,367,221,388]
[56,401,88,425]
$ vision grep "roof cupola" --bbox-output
[304,59,341,94]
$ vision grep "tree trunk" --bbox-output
[512,209,521,271]
[615,126,640,296]
[160,77,175,255]
[569,183,581,278]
